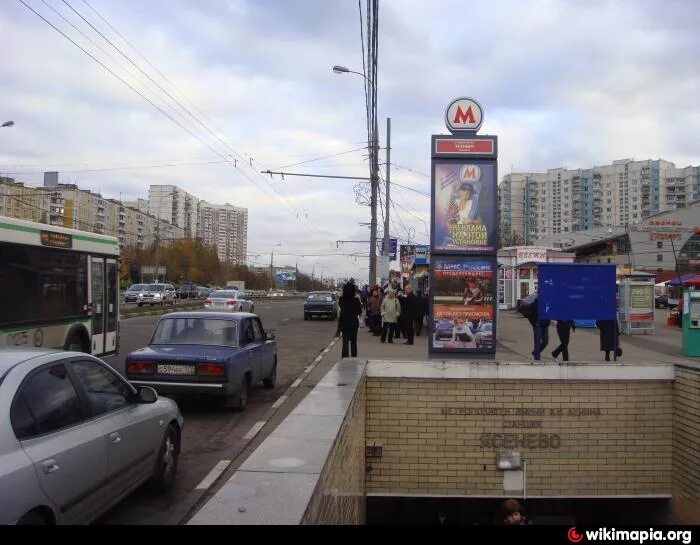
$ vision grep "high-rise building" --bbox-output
[148,184,199,238]
[499,159,700,244]
[197,201,248,265]
[0,178,43,222]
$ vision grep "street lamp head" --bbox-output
[1,121,15,128]
[332,65,350,74]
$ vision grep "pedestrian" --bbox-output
[367,287,383,336]
[394,288,405,339]
[596,319,622,361]
[552,320,576,361]
[335,282,363,358]
[518,293,550,360]
[380,289,401,344]
[500,498,532,525]
[400,285,420,345]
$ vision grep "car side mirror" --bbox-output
[266,332,275,341]
[136,385,158,404]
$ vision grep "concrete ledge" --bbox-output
[188,358,366,525]
[366,360,675,381]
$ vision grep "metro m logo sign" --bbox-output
[445,97,483,133]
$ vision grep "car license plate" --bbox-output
[157,364,195,375]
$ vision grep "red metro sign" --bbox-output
[445,97,483,134]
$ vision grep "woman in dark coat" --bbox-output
[336,282,363,358]
[595,319,622,361]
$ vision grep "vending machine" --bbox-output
[682,290,700,357]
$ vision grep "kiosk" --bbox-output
[682,290,700,357]
[618,275,655,335]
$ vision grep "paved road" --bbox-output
[98,299,337,525]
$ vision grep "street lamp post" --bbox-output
[333,64,379,288]
[270,243,282,291]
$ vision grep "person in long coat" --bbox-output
[595,319,621,361]
[399,285,420,345]
[380,289,401,344]
[336,282,363,358]
[366,287,383,336]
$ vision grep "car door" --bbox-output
[11,360,108,524]
[242,318,263,382]
[255,317,274,377]
[69,359,162,503]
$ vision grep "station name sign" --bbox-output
[40,230,72,249]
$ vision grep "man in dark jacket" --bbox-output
[518,293,550,360]
[400,285,420,345]
[414,291,428,336]
[336,282,363,358]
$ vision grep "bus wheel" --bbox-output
[66,332,87,353]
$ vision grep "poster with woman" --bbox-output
[431,256,496,353]
[432,162,497,252]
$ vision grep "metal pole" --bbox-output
[270,247,274,291]
[369,144,378,287]
[383,117,391,285]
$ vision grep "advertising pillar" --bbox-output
[429,97,498,358]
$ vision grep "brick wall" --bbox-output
[673,364,700,523]
[366,374,673,497]
[302,377,366,524]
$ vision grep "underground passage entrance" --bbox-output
[366,496,674,525]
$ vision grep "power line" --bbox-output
[271,147,368,170]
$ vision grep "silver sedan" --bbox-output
[203,290,255,313]
[0,348,184,525]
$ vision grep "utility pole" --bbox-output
[369,138,378,288]
[382,117,391,284]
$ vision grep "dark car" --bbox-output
[125,312,277,410]
[655,294,669,309]
[434,319,454,341]
[475,321,494,348]
[303,291,338,320]
[176,283,199,299]
[124,283,149,303]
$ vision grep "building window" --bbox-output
[657,254,663,262]
[657,241,663,249]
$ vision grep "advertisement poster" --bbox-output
[400,244,416,275]
[629,285,654,321]
[433,162,497,252]
[431,257,496,353]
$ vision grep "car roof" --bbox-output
[157,311,255,320]
[308,291,333,295]
[0,347,66,380]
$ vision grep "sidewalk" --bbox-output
[329,313,694,365]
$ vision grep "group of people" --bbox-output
[520,293,622,361]
[334,281,429,359]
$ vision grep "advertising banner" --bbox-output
[628,284,654,321]
[414,245,429,265]
[432,162,497,253]
[430,256,496,354]
[275,270,296,282]
[400,244,416,275]
[516,247,548,265]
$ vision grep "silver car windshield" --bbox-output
[151,318,238,346]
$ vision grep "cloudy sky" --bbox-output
[1,0,698,282]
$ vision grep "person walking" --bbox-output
[336,282,363,358]
[380,289,401,344]
[367,286,383,336]
[596,319,622,361]
[394,288,405,340]
[414,291,428,336]
[552,320,576,361]
[518,293,550,360]
[400,285,419,345]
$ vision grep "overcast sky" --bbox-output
[1,0,698,282]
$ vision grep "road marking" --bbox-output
[290,378,302,388]
[271,395,287,409]
[243,421,267,441]
[194,460,231,490]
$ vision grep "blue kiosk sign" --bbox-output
[429,97,498,358]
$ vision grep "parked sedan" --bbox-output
[124,283,149,304]
[655,294,669,309]
[0,348,183,525]
[204,290,255,313]
[125,312,277,410]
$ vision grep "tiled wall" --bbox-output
[302,377,366,524]
[673,364,700,523]
[366,377,673,496]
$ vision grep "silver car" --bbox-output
[137,283,177,307]
[203,290,255,312]
[0,348,183,525]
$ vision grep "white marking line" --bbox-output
[271,395,288,409]
[290,378,302,389]
[194,460,231,490]
[243,420,267,441]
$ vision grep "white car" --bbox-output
[0,348,183,525]
[203,290,255,312]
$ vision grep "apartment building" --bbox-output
[148,184,199,238]
[198,201,248,265]
[499,159,700,244]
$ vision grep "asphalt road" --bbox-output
[98,298,338,525]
